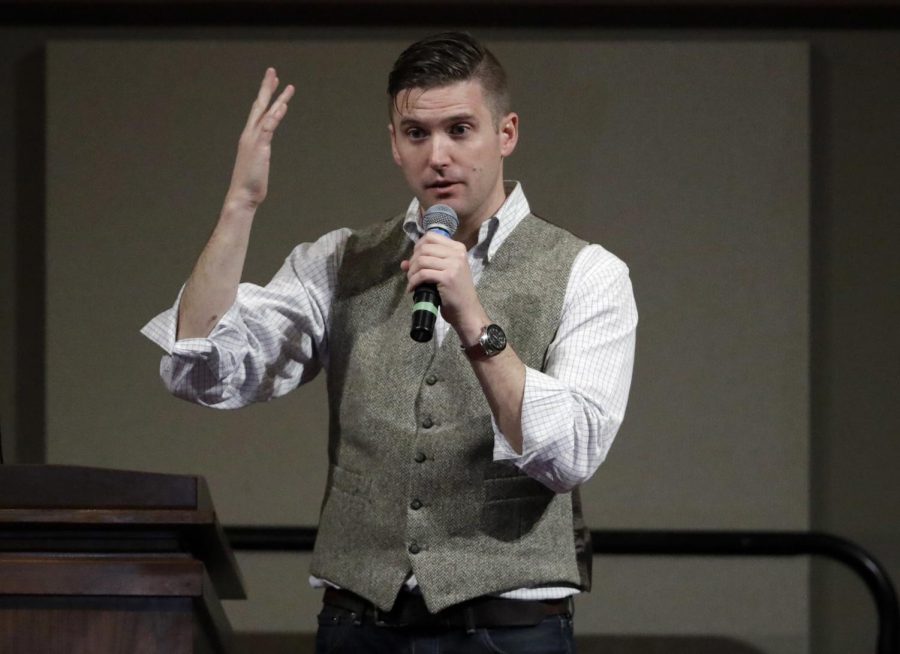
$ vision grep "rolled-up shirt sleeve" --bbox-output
[493,245,638,493]
[140,228,350,409]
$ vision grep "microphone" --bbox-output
[410,204,459,342]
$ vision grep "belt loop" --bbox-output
[464,606,476,635]
[567,596,575,618]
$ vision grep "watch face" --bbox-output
[483,324,507,354]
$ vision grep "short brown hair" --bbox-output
[387,32,510,125]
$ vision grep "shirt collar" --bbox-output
[402,181,531,263]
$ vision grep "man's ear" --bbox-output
[499,113,519,157]
[389,123,402,166]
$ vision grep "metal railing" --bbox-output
[224,526,899,654]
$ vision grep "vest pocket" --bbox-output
[480,475,555,542]
[313,465,374,566]
[329,464,373,503]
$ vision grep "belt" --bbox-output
[323,587,571,629]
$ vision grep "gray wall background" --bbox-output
[46,37,809,653]
[1,22,898,654]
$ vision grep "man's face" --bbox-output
[389,80,518,229]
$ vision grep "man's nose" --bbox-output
[428,134,452,170]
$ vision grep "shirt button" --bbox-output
[409,543,421,555]
[425,374,438,386]
[414,452,427,463]
[422,417,434,429]
[410,499,423,510]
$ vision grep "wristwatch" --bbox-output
[462,323,508,360]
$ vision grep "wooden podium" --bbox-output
[0,465,245,654]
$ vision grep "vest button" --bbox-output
[422,417,434,429]
[410,499,423,510]
[414,452,426,463]
[425,374,438,385]
[408,542,421,554]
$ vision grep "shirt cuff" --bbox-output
[492,366,603,493]
[492,415,521,461]
[492,366,570,462]
[140,284,240,359]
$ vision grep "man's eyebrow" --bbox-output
[443,113,478,124]
[397,113,479,129]
[397,117,424,129]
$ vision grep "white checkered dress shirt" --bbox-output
[142,181,637,600]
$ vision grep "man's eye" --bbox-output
[406,128,427,140]
[450,124,471,136]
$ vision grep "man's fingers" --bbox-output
[246,68,295,134]
[259,85,295,137]
[405,270,440,294]
[260,84,295,133]
[404,255,460,293]
[415,234,466,256]
[265,83,296,121]
[409,255,450,274]
[415,243,460,260]
[274,83,296,109]
[245,68,278,130]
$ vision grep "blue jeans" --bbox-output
[315,603,576,654]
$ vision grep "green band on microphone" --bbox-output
[412,301,439,316]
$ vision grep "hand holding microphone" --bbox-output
[404,204,460,342]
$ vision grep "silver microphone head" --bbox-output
[423,204,459,238]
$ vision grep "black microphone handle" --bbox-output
[410,282,441,342]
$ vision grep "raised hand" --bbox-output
[227,67,295,210]
[176,69,294,340]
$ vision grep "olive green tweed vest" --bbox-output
[310,213,591,613]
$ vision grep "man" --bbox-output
[143,32,637,653]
